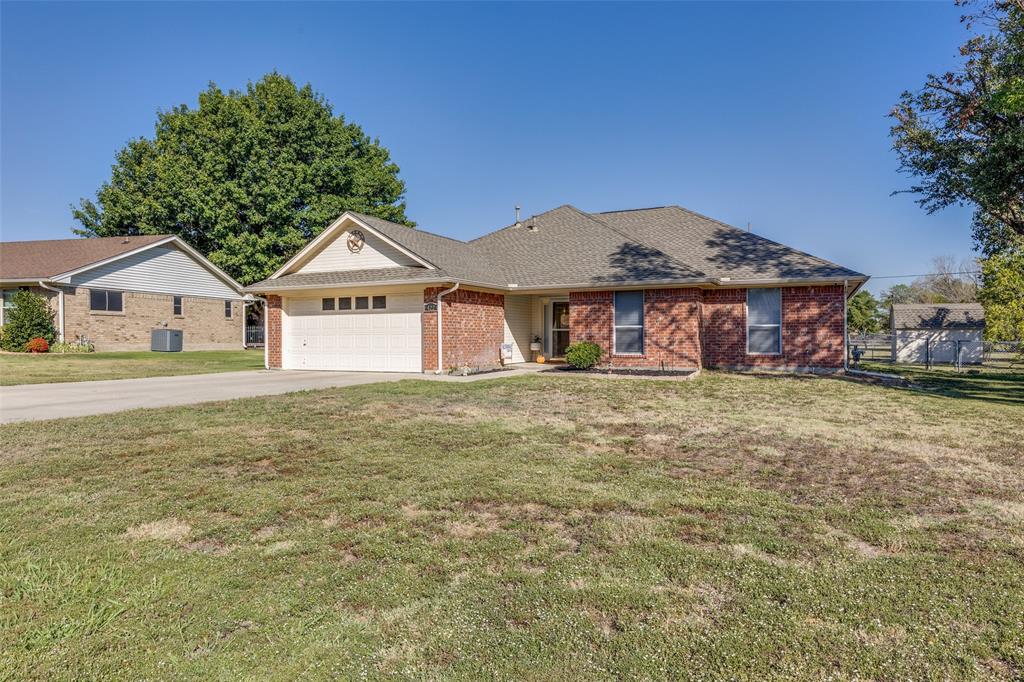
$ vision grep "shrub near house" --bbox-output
[0,291,56,352]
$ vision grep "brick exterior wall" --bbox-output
[569,289,702,369]
[266,295,283,368]
[700,285,844,369]
[52,287,242,351]
[259,284,843,374]
[423,287,505,372]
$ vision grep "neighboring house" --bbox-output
[890,303,985,365]
[248,205,868,373]
[0,235,248,351]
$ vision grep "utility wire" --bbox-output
[869,270,981,280]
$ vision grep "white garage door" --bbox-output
[283,293,422,372]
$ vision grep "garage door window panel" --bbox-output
[355,296,369,310]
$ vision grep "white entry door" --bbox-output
[283,292,422,372]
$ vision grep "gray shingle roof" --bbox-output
[248,204,866,292]
[0,235,172,280]
[891,304,985,330]
[252,266,449,290]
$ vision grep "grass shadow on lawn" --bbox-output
[860,362,1024,407]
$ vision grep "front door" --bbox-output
[552,301,570,357]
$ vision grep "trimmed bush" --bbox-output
[0,290,56,352]
[51,341,95,354]
[26,337,49,353]
[565,341,603,369]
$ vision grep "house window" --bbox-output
[372,295,386,310]
[355,296,369,310]
[747,288,782,354]
[321,297,335,311]
[90,289,123,312]
[339,297,352,310]
[224,301,233,319]
[614,291,644,354]
[173,296,183,316]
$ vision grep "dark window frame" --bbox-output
[355,296,369,310]
[224,300,233,319]
[89,289,124,313]
[372,295,387,310]
[338,297,352,310]
[321,297,336,311]
[173,295,183,316]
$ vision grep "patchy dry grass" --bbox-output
[0,349,264,385]
[1,370,1022,679]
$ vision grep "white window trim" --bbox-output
[613,290,645,356]
[746,288,782,356]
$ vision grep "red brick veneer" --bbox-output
[423,287,505,372]
[266,294,283,368]
[569,289,701,369]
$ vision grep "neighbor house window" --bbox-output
[224,301,233,318]
[173,296,183,316]
[339,297,352,310]
[321,297,335,311]
[372,295,386,309]
[90,289,123,312]
[614,291,644,354]
[355,296,369,310]
[747,288,782,354]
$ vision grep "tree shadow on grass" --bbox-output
[861,363,1024,407]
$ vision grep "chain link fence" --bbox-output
[848,334,1023,371]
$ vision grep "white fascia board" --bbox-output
[269,212,437,279]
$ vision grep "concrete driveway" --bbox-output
[0,365,548,424]
[0,370,421,424]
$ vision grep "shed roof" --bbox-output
[891,303,985,330]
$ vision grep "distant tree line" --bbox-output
[846,255,981,333]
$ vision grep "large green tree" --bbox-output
[890,0,1024,341]
[846,291,885,334]
[73,73,412,284]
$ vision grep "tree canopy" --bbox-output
[73,73,412,285]
[846,290,885,334]
[890,0,1024,255]
[890,0,1023,343]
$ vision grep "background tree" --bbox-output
[978,248,1024,340]
[73,73,412,285]
[847,290,885,333]
[0,291,56,352]
[889,0,1024,341]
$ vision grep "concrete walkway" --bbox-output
[0,365,548,424]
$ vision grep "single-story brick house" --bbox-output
[0,235,248,351]
[248,204,868,373]
[890,303,985,364]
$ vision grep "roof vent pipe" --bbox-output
[514,205,521,227]
[526,218,537,232]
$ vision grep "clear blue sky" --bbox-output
[1,1,973,293]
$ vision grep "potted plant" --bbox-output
[529,335,542,351]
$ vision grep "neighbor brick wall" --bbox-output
[569,289,702,369]
[266,295,282,368]
[55,287,242,351]
[423,287,505,372]
[700,285,845,369]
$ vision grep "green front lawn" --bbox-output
[0,349,264,385]
[1,371,1022,679]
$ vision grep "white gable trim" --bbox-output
[271,213,436,279]
[51,236,246,296]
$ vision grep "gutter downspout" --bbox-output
[246,296,269,369]
[434,282,460,374]
[37,281,64,342]
[842,279,849,372]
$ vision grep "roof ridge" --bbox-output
[349,211,471,246]
[0,234,173,246]
[467,204,581,243]
[594,206,671,215]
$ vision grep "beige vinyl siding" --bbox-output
[893,329,984,364]
[299,230,419,273]
[503,295,533,364]
[67,245,239,299]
